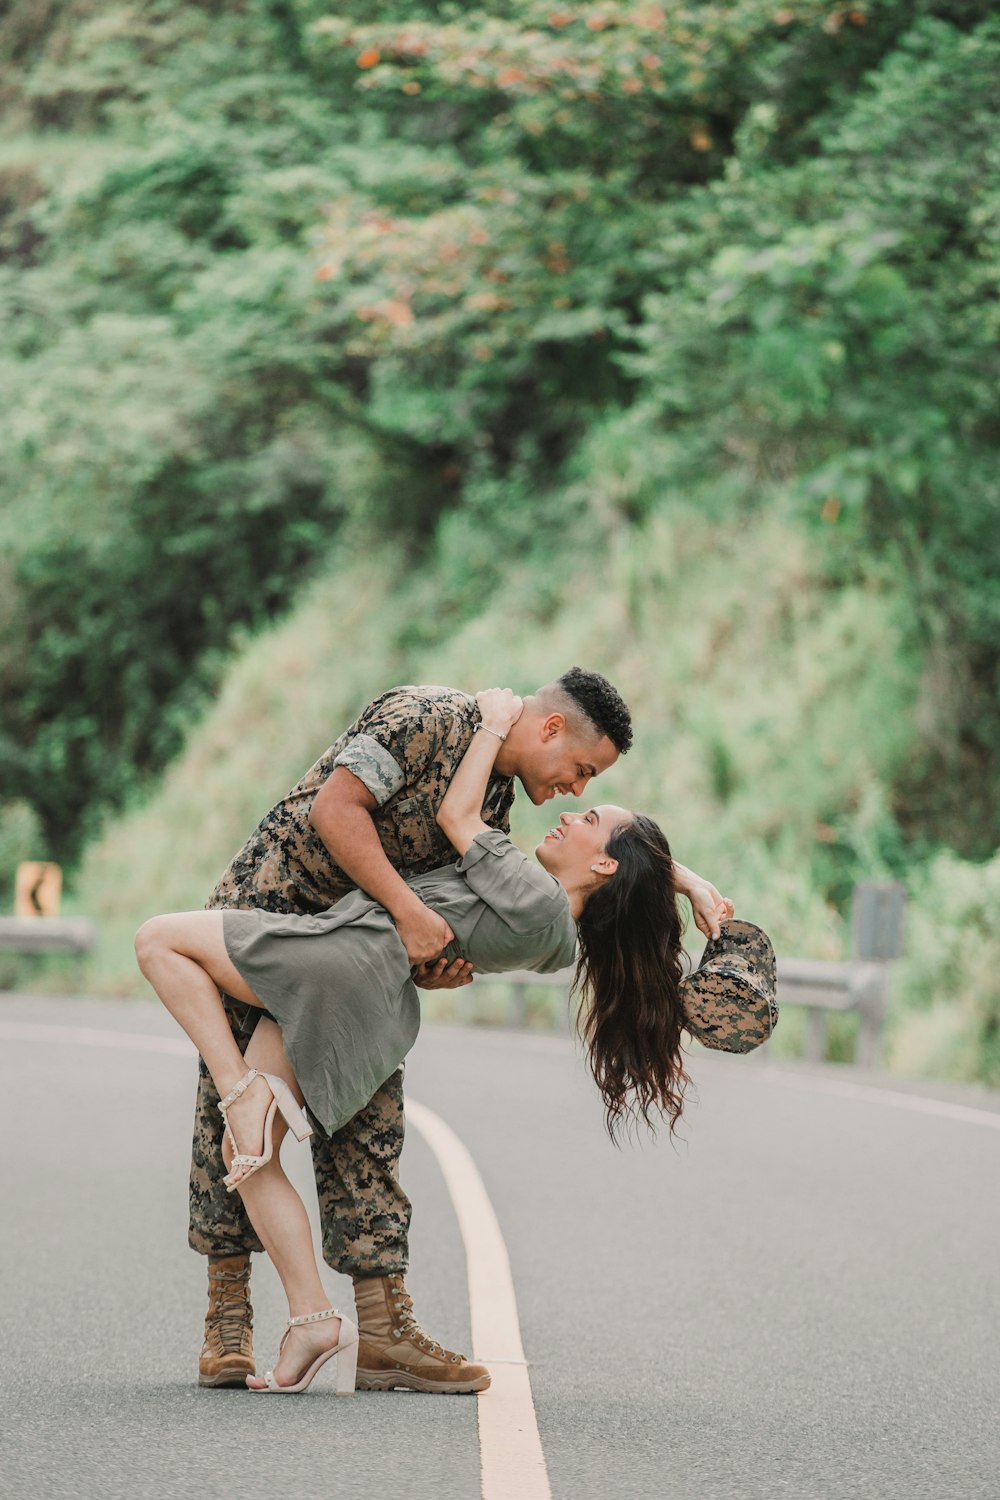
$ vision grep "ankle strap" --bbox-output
[287,1308,340,1328]
[218,1069,259,1113]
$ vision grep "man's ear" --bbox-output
[590,856,619,877]
[540,712,566,742]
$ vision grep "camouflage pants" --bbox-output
[188,996,411,1276]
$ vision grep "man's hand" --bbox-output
[413,957,475,991]
[394,901,456,967]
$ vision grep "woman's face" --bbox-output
[534,805,632,884]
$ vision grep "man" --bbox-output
[191,668,729,1392]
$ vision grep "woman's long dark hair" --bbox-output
[573,814,688,1142]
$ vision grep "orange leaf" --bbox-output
[497,68,526,86]
[689,127,713,151]
[381,299,415,326]
[402,80,421,94]
[357,47,381,69]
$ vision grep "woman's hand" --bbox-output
[438,689,523,857]
[689,886,735,942]
[672,860,735,941]
[475,687,523,737]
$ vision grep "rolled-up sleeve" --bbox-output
[333,734,406,807]
[332,686,467,808]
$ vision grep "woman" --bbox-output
[136,689,701,1394]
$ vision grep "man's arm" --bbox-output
[310,767,455,966]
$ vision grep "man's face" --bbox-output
[512,717,619,805]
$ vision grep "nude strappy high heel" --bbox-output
[218,1067,313,1192]
[249,1308,359,1395]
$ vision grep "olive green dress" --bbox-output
[222,829,577,1136]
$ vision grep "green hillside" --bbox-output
[2,1,998,1083]
[55,497,1000,1082]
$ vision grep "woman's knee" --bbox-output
[134,914,173,976]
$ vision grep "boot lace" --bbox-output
[208,1266,252,1354]
[389,1276,462,1362]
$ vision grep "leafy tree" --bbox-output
[628,16,1000,850]
[0,0,996,869]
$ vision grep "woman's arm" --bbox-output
[671,860,735,941]
[437,688,523,856]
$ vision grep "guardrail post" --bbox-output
[854,962,891,1070]
[852,882,906,961]
[850,883,904,1068]
[803,1008,826,1063]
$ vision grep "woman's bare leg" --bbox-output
[227,1017,342,1387]
[134,911,276,1183]
[137,911,342,1382]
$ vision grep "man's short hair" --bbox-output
[555,667,633,755]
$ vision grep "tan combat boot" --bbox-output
[198,1253,256,1388]
[353,1273,491,1394]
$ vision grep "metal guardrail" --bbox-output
[0,884,902,1066]
[774,957,889,1068]
[474,958,892,1067]
[0,916,99,955]
[474,878,907,1069]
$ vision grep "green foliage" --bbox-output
[0,800,42,907]
[0,0,997,1051]
[0,6,378,859]
[628,15,1000,851]
[889,847,1000,1086]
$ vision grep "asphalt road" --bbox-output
[2,993,999,1500]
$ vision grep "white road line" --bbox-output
[0,1020,196,1055]
[436,1025,1000,1131]
[757,1066,1000,1130]
[406,1099,551,1500]
[7,1020,998,1133]
[0,1018,552,1500]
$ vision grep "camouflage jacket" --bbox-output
[207,685,516,914]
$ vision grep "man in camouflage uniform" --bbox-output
[192,670,725,1392]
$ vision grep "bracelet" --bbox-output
[474,723,507,742]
